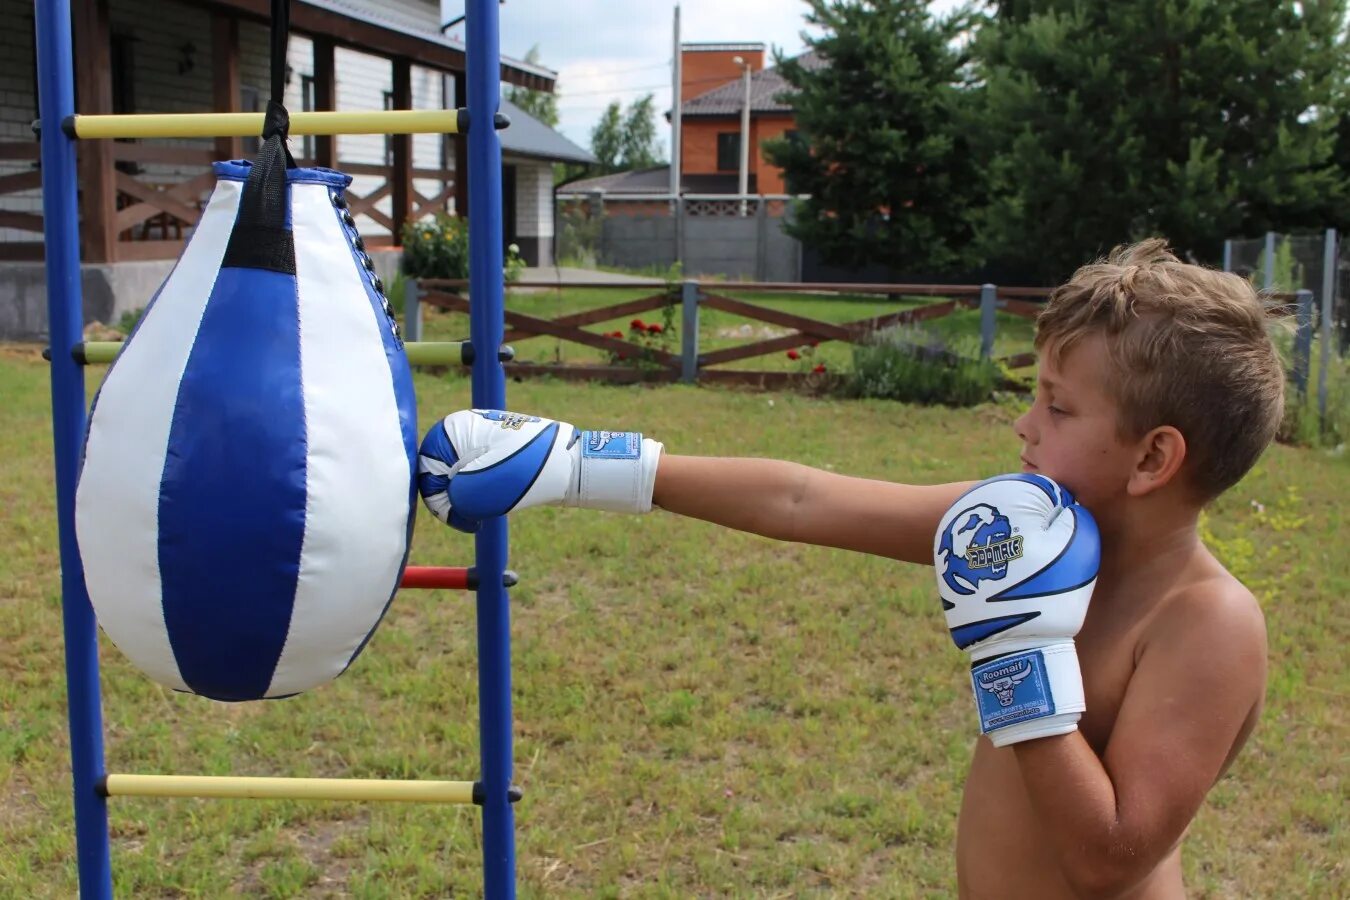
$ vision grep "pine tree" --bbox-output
[973,0,1349,280]
[764,0,984,272]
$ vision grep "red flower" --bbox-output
[609,330,624,339]
[786,350,800,361]
[647,323,663,334]
[812,364,827,374]
[808,340,819,348]
[617,352,627,360]
[630,319,645,330]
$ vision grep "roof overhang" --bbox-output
[198,0,556,91]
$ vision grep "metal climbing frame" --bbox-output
[34,0,517,896]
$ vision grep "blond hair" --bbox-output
[1036,239,1285,500]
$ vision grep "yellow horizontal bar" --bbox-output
[103,774,476,804]
[70,108,463,140]
[81,341,465,366]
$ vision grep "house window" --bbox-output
[110,33,135,115]
[383,91,395,167]
[716,132,740,172]
[300,75,316,161]
[241,85,262,154]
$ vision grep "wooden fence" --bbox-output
[411,279,1052,389]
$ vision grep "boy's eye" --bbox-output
[1048,405,1068,417]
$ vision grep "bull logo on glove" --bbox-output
[977,658,1034,707]
[938,504,1023,596]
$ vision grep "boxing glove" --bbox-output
[934,474,1100,747]
[417,409,663,532]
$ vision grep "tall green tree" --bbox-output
[973,0,1349,280]
[590,94,665,173]
[504,46,559,128]
[590,101,626,173]
[764,0,984,273]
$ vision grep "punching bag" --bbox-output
[74,99,418,701]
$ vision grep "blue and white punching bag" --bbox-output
[75,105,417,701]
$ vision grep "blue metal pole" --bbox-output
[465,1,515,897]
[34,2,113,897]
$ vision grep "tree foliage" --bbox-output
[765,0,984,273]
[591,94,665,174]
[504,46,559,128]
[971,0,1349,279]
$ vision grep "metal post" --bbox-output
[35,1,113,897]
[681,280,699,383]
[465,0,515,897]
[1319,229,1336,420]
[1264,231,1276,293]
[404,278,422,343]
[980,284,997,360]
[674,194,685,269]
[1222,239,1232,273]
[1293,288,1314,396]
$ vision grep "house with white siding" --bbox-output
[0,0,590,338]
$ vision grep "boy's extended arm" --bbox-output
[1010,589,1267,898]
[653,454,972,564]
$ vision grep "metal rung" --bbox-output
[401,566,519,590]
[99,774,477,804]
[64,108,468,140]
[71,340,467,367]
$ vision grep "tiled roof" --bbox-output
[680,50,824,117]
[559,166,671,194]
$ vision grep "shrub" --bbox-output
[400,215,528,283]
[400,214,469,280]
[1272,324,1350,448]
[848,325,1000,406]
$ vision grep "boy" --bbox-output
[417,240,1281,897]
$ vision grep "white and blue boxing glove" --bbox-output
[417,410,664,532]
[934,474,1100,747]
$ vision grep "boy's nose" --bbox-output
[1014,408,1033,443]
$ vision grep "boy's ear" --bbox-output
[1127,425,1187,497]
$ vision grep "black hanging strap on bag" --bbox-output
[222,0,296,274]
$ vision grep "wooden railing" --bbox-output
[0,140,455,262]
[413,279,1050,389]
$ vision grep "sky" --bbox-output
[439,1,963,156]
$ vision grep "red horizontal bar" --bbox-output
[400,566,472,590]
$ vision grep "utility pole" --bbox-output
[670,5,681,207]
[733,55,751,216]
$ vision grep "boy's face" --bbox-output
[1014,333,1139,511]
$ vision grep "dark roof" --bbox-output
[499,98,596,165]
[680,50,825,117]
[558,166,671,194]
[556,167,758,196]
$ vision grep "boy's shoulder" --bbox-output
[1139,561,1267,664]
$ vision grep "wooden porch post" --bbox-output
[211,12,242,161]
[453,72,467,218]
[71,0,115,264]
[390,56,413,244]
[312,36,336,168]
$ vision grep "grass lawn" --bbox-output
[0,342,1345,897]
[415,286,1037,375]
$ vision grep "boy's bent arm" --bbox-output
[652,454,972,564]
[1010,588,1267,898]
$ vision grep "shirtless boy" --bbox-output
[417,240,1282,897]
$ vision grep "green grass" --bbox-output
[0,344,1345,897]
[418,287,1037,375]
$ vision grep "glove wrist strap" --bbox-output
[969,640,1084,747]
[570,432,662,514]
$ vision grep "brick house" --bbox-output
[1,0,586,338]
[561,42,821,202]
